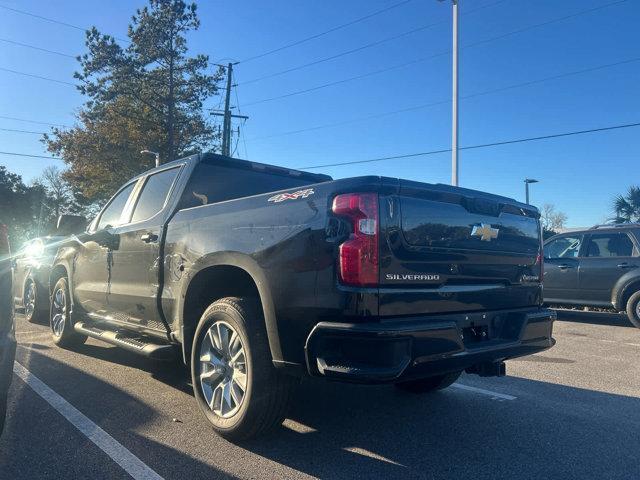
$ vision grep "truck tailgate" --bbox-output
[379,179,542,316]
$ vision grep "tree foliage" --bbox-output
[44,0,222,206]
[540,203,568,237]
[612,186,640,223]
[0,167,62,246]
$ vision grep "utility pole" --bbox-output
[438,0,459,186]
[212,63,249,157]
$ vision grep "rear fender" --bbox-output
[178,252,282,365]
[611,270,640,310]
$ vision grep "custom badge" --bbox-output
[268,188,315,203]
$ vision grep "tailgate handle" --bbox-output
[558,264,574,270]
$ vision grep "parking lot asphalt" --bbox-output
[1,310,639,480]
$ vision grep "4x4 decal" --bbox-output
[268,188,315,203]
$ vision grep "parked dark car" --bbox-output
[0,224,16,435]
[12,215,86,323]
[12,235,65,323]
[47,153,555,439]
[544,224,640,327]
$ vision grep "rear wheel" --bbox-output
[394,371,462,394]
[191,297,295,440]
[50,277,86,348]
[625,290,640,328]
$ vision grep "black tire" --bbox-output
[625,290,640,328]
[49,277,86,348]
[23,278,45,323]
[191,297,295,440]
[394,371,462,394]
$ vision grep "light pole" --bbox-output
[438,0,459,186]
[524,178,539,205]
[141,149,160,167]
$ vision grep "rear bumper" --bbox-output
[305,307,556,383]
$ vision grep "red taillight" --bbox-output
[332,193,379,286]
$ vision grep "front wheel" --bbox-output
[50,277,86,348]
[23,279,45,323]
[191,297,295,440]
[626,290,640,328]
[394,371,462,394]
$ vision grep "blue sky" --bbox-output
[0,0,638,226]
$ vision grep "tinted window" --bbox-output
[131,168,179,223]
[97,183,136,230]
[545,236,582,259]
[179,163,311,209]
[586,233,635,257]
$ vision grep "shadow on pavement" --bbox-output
[240,375,640,479]
[0,350,235,480]
[554,309,633,328]
[4,337,640,479]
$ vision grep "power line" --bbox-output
[240,0,505,86]
[0,151,61,160]
[239,0,414,63]
[0,127,47,135]
[0,4,129,43]
[0,115,70,128]
[0,67,75,86]
[0,38,76,58]
[243,0,628,104]
[247,56,640,142]
[299,122,640,170]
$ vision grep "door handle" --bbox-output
[558,264,574,270]
[140,233,158,243]
[617,263,635,269]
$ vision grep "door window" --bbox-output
[130,167,180,223]
[585,233,636,258]
[545,236,582,259]
[96,183,136,230]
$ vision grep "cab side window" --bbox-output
[96,183,136,230]
[130,167,180,223]
[585,233,636,258]
[545,236,582,259]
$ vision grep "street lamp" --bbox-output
[524,178,539,205]
[438,0,459,186]
[140,150,160,167]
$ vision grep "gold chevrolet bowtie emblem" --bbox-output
[471,223,499,241]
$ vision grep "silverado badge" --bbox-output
[471,223,499,241]
[268,188,315,203]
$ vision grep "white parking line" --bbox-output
[13,362,164,480]
[451,383,517,401]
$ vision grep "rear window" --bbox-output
[179,163,312,209]
[401,198,540,254]
[585,233,637,257]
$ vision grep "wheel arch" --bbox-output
[179,252,282,367]
[612,273,640,310]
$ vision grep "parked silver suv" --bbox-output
[544,224,640,327]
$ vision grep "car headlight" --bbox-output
[24,239,45,258]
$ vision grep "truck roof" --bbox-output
[136,153,333,184]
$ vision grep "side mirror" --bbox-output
[56,215,88,236]
[91,229,120,250]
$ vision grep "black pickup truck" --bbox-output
[48,153,555,439]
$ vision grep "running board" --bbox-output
[74,321,176,360]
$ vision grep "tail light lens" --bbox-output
[536,251,544,280]
[332,193,379,286]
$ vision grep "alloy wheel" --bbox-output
[198,320,247,418]
[24,282,35,319]
[51,287,66,337]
